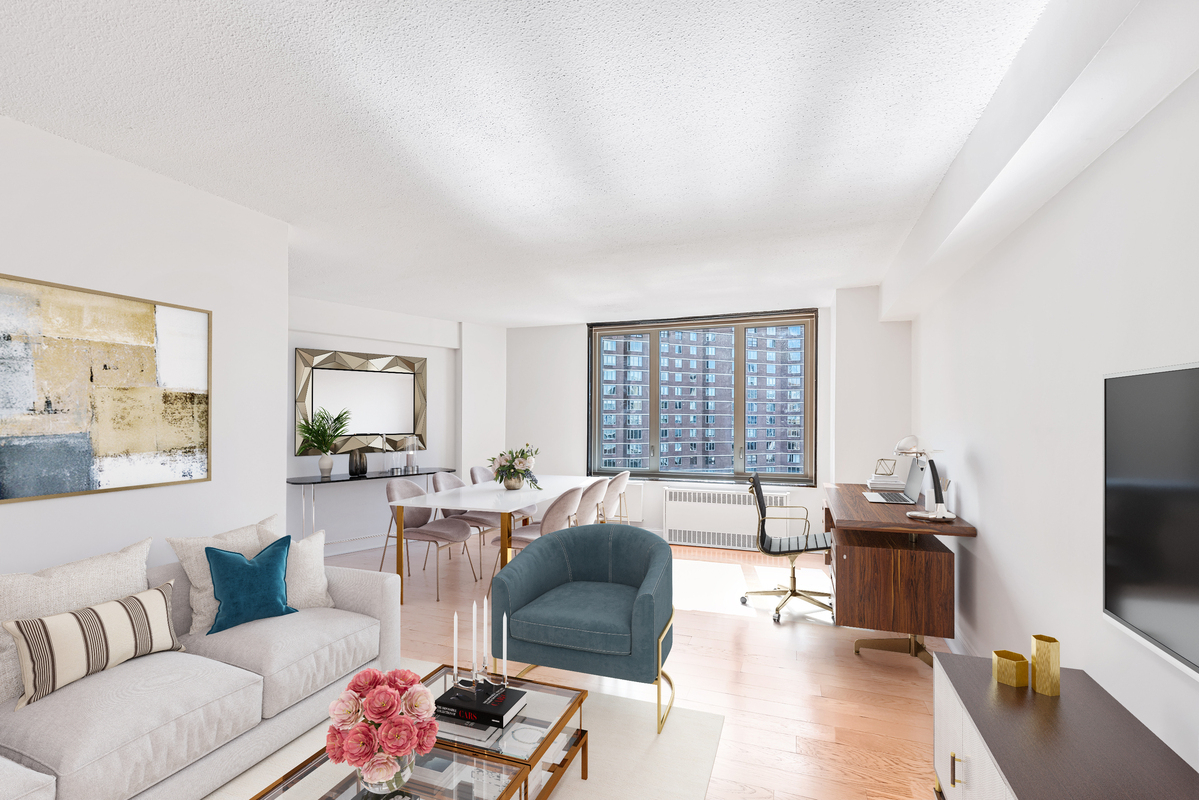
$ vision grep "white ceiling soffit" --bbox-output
[0,2,1052,327]
[880,0,1199,321]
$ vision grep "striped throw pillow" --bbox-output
[1,581,184,709]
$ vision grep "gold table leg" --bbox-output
[394,505,405,605]
[500,511,513,568]
[854,633,932,666]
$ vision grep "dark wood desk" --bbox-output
[824,483,976,666]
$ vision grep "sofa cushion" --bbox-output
[257,528,335,610]
[206,537,296,634]
[167,515,279,636]
[180,607,379,718]
[0,756,54,800]
[0,538,151,703]
[3,582,183,708]
[510,581,636,656]
[0,651,262,800]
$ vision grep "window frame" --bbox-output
[587,308,817,486]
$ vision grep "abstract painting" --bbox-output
[0,274,210,503]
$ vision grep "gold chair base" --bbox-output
[854,633,933,667]
[656,668,675,734]
[656,608,676,734]
[743,586,832,615]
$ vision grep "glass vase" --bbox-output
[358,752,415,795]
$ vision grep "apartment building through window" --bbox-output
[588,310,817,484]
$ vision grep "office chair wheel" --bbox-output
[740,596,748,605]
[772,612,781,623]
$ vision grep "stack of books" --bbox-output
[867,473,906,491]
[867,457,910,492]
[435,682,528,745]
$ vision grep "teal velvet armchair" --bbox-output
[490,523,675,731]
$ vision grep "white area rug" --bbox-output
[204,658,722,800]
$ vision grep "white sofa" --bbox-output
[0,563,400,800]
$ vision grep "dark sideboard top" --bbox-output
[937,652,1199,799]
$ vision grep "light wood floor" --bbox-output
[326,534,945,800]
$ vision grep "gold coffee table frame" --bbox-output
[423,665,588,800]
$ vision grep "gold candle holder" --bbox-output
[1031,635,1060,696]
[992,650,1028,687]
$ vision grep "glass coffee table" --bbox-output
[250,744,526,800]
[421,666,587,800]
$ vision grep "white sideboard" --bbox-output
[933,652,1199,799]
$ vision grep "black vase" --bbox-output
[348,450,368,476]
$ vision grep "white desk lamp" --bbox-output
[891,436,956,522]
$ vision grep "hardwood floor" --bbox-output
[326,535,945,800]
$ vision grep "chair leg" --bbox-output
[406,541,411,577]
[464,540,478,581]
[378,517,394,572]
[435,542,440,602]
[423,543,432,571]
[486,548,502,599]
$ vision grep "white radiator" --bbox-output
[662,485,790,550]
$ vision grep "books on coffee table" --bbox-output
[436,682,528,728]
[435,714,502,745]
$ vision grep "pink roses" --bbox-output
[378,716,417,756]
[341,722,379,768]
[326,667,440,775]
[362,685,403,723]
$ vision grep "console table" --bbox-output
[285,468,455,537]
[824,483,976,665]
[934,652,1199,799]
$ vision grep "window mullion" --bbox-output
[649,328,662,478]
[733,323,746,476]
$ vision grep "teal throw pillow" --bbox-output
[205,536,297,634]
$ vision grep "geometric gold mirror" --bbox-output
[294,348,427,455]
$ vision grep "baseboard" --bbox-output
[945,634,976,657]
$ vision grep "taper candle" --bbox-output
[483,597,489,671]
[453,612,459,685]
[472,601,478,680]
[502,613,508,685]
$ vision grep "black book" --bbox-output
[435,683,528,728]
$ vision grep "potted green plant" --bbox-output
[297,407,351,478]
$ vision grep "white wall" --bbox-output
[912,69,1199,766]
[286,297,460,556]
[0,116,289,572]
[831,286,911,483]
[459,322,507,477]
[506,325,589,477]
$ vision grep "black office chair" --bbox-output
[740,472,833,622]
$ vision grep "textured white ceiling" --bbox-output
[0,1,1047,326]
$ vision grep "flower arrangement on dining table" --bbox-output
[489,444,541,489]
[325,667,438,785]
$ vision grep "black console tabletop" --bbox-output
[286,467,455,486]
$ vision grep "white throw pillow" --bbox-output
[0,538,152,702]
[257,528,334,610]
[167,515,280,636]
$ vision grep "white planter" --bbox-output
[318,453,333,478]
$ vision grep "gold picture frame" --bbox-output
[0,272,211,504]
[294,348,427,455]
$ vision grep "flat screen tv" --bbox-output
[1105,363,1199,673]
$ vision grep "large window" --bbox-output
[588,310,816,485]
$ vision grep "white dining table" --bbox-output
[388,474,595,603]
